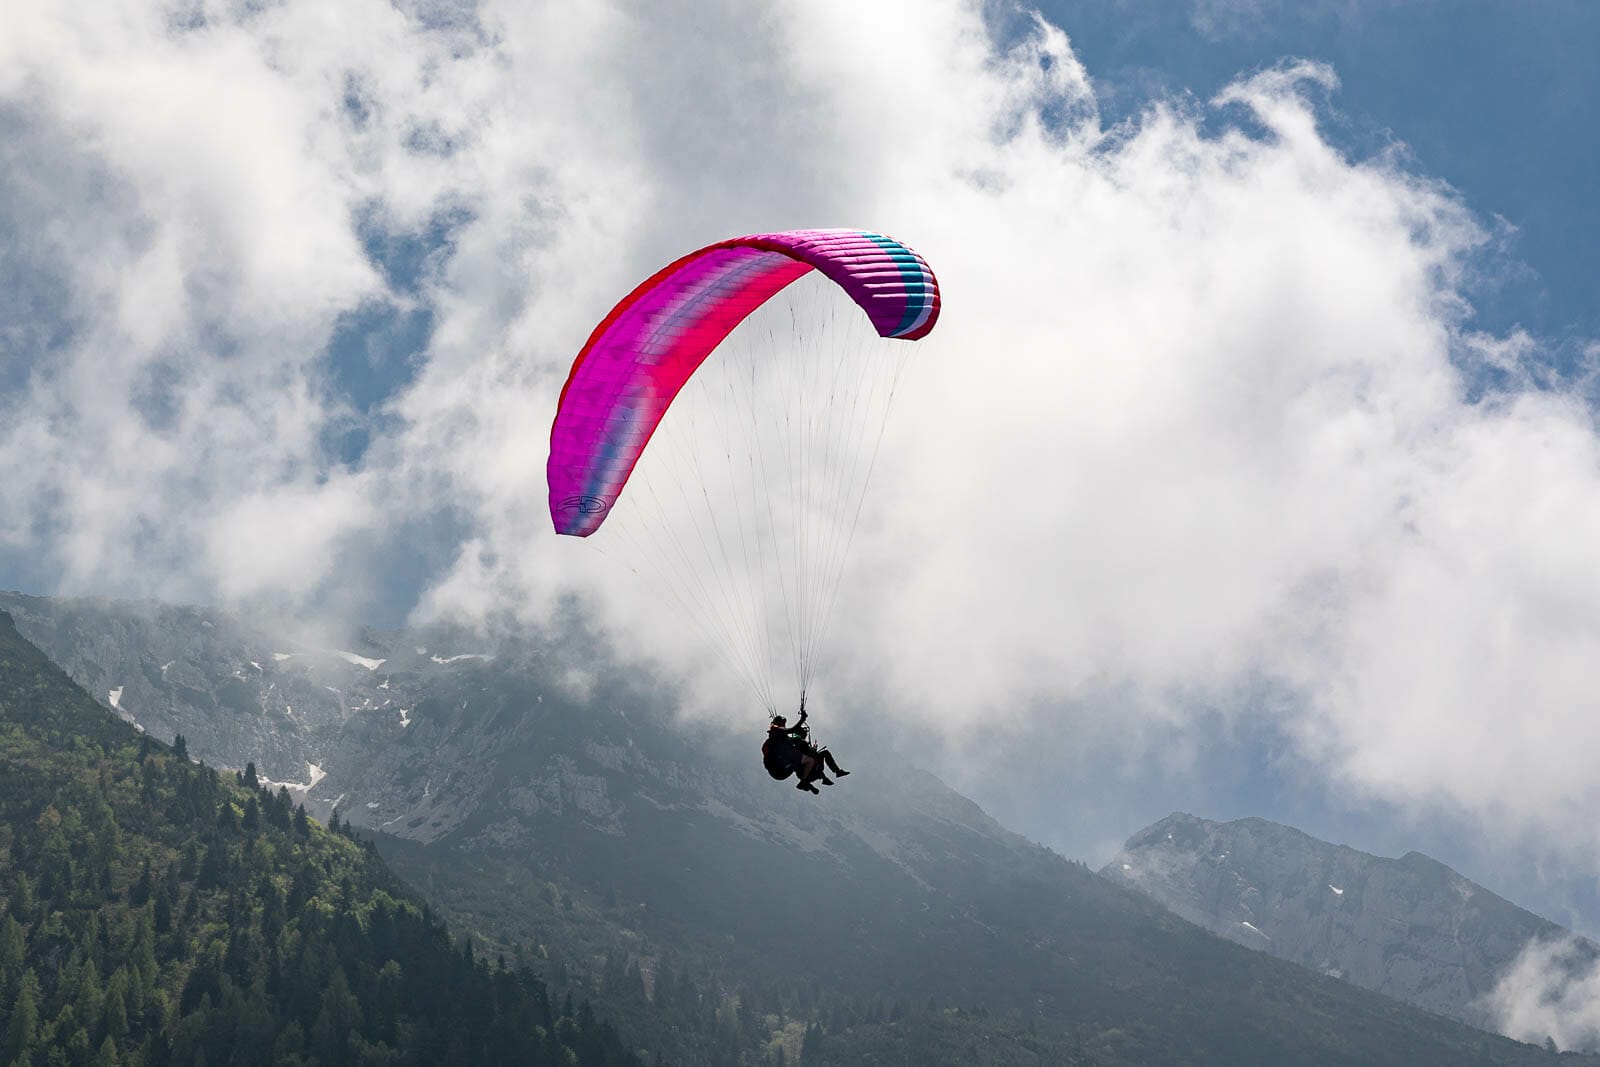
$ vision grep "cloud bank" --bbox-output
[3,1,1599,868]
[1485,936,1600,1051]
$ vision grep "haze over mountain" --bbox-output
[1103,813,1600,1050]
[4,591,1593,1065]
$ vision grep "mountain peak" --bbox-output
[1104,811,1588,1041]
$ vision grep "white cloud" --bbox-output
[4,0,1600,875]
[203,476,377,602]
[1483,936,1600,1051]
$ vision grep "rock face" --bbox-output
[0,590,628,843]
[1101,812,1594,1035]
[0,591,344,780]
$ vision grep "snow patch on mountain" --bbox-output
[261,762,325,796]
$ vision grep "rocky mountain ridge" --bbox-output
[1101,811,1596,1041]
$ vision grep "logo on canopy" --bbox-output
[557,495,610,515]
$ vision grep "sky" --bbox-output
[3,0,1600,1028]
[1046,0,1600,345]
[986,0,1600,896]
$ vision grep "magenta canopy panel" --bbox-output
[546,229,941,536]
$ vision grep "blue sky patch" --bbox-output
[1045,0,1600,343]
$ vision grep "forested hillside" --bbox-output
[0,610,638,1066]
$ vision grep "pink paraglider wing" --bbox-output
[547,229,940,536]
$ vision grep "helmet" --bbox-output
[770,715,787,728]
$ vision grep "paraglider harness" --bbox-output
[762,696,816,781]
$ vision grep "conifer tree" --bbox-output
[130,859,153,907]
[272,787,294,830]
[800,1022,824,1065]
[9,874,33,922]
[0,914,23,991]
[4,969,40,1062]
[311,967,362,1065]
[79,959,105,1034]
[104,970,131,1042]
[153,888,174,936]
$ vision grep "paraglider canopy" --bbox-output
[545,227,939,710]
[547,229,940,536]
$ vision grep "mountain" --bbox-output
[3,591,1590,1066]
[0,608,638,1066]
[1100,812,1596,1041]
[0,592,384,786]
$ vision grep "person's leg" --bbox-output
[796,755,821,792]
[819,748,848,776]
[804,756,826,790]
